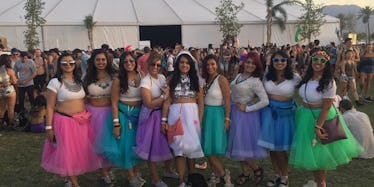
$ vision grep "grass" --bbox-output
[1,92,374,187]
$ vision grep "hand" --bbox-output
[236,103,245,112]
[113,122,120,139]
[161,121,168,134]
[46,129,54,142]
[315,128,328,140]
[224,119,230,131]
[161,86,170,98]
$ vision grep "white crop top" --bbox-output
[299,80,336,105]
[264,73,301,97]
[47,78,85,102]
[87,80,112,99]
[204,75,224,106]
[120,85,142,101]
[231,74,269,112]
[140,74,166,98]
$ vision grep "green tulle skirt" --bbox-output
[289,106,363,170]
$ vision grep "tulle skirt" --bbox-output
[226,105,267,161]
[41,111,102,176]
[258,99,296,151]
[95,103,142,169]
[201,105,228,156]
[289,106,363,170]
[168,103,204,159]
[133,105,173,161]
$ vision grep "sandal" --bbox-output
[253,167,264,185]
[236,173,250,185]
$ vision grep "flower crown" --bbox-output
[311,50,330,61]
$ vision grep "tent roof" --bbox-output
[0,0,339,26]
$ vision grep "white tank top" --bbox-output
[204,75,224,106]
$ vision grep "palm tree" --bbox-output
[83,15,96,49]
[358,6,374,44]
[265,0,298,45]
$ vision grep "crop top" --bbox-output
[140,74,166,98]
[263,73,301,97]
[120,85,142,102]
[299,80,336,105]
[47,78,85,102]
[231,74,269,112]
[172,75,197,99]
[87,79,112,99]
[204,75,224,106]
[0,66,10,85]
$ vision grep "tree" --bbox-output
[297,0,325,43]
[357,32,367,42]
[336,13,355,37]
[358,6,374,44]
[24,0,46,51]
[265,0,299,45]
[215,0,244,43]
[83,15,96,49]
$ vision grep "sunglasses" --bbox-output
[150,63,162,68]
[61,61,76,66]
[272,58,287,63]
[95,58,106,62]
[123,59,135,63]
[311,57,328,63]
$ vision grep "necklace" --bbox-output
[95,80,110,89]
[235,74,251,84]
[204,74,219,96]
[62,78,82,92]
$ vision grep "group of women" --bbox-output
[40,47,363,187]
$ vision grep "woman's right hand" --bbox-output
[46,129,54,142]
[113,122,121,139]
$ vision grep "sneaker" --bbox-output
[64,179,72,187]
[302,180,317,187]
[137,172,146,183]
[101,175,112,185]
[178,182,187,187]
[163,171,179,179]
[266,176,280,187]
[153,180,168,187]
[108,171,115,181]
[355,100,364,107]
[129,176,145,187]
[364,97,374,103]
[342,95,350,100]
[279,178,288,187]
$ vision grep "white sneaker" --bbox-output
[137,172,146,183]
[302,180,317,187]
[179,182,187,187]
[153,180,168,187]
[108,170,115,181]
[101,175,112,185]
[163,171,179,179]
[129,176,145,187]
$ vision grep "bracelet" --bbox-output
[225,117,231,121]
[160,94,165,100]
[161,117,168,122]
[114,124,121,128]
[113,118,119,123]
[45,126,53,130]
[315,125,323,130]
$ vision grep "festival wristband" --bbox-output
[45,126,53,130]
[113,118,119,123]
[161,117,168,122]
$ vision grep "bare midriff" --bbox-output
[268,94,293,102]
[56,99,86,115]
[87,97,111,107]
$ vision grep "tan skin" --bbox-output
[141,59,175,184]
[45,55,84,187]
[0,66,17,127]
[205,58,231,180]
[161,56,205,185]
[310,54,334,187]
[111,54,143,180]
[360,44,374,98]
[340,51,360,101]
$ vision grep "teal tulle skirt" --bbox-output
[201,105,228,156]
[289,106,363,170]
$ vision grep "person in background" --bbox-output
[73,48,90,79]
[29,95,46,133]
[41,53,102,187]
[166,48,177,76]
[339,99,374,159]
[47,48,60,79]
[137,46,151,75]
[0,54,17,129]
[33,49,49,96]
[358,44,374,102]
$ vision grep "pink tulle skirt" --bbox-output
[41,111,102,176]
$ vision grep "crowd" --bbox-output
[0,40,374,187]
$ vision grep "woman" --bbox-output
[201,54,231,184]
[259,50,300,187]
[0,54,17,129]
[358,44,374,102]
[289,49,363,187]
[83,49,114,185]
[339,50,363,107]
[226,52,268,185]
[97,51,145,187]
[162,51,205,187]
[133,52,174,187]
[41,53,102,187]
[33,49,49,96]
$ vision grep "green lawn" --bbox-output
[1,97,373,187]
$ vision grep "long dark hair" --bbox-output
[118,51,138,94]
[297,50,333,92]
[83,49,113,89]
[54,53,82,85]
[201,54,221,80]
[169,53,199,92]
[266,50,294,81]
[0,54,11,68]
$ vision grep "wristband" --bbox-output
[225,117,231,121]
[45,126,53,130]
[161,117,168,122]
[113,118,119,123]
[160,94,165,100]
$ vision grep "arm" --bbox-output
[111,78,121,138]
[218,76,231,130]
[44,58,49,80]
[315,98,334,140]
[197,86,204,123]
[244,80,269,112]
[7,69,17,85]
[141,88,165,109]
[45,89,57,142]
[340,60,346,75]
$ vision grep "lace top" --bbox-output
[172,75,197,99]
[87,79,112,99]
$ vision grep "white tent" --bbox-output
[0,0,339,50]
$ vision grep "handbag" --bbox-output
[304,83,347,144]
[167,105,184,143]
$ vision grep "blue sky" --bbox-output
[313,0,374,7]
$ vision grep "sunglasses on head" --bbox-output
[272,58,287,63]
[150,63,162,68]
[61,61,76,66]
[311,57,328,63]
[123,59,135,63]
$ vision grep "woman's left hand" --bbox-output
[236,103,245,112]
[224,119,230,131]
